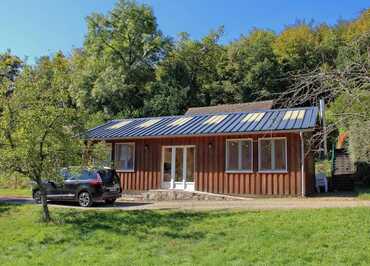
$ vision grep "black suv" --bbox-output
[32,168,121,207]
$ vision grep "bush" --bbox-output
[356,162,370,184]
[349,119,370,164]
[315,160,332,177]
[0,172,30,189]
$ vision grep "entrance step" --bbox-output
[120,191,146,202]
[143,189,250,201]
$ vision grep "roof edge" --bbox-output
[86,128,315,141]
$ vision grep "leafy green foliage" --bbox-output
[70,3,369,124]
[0,52,87,221]
[315,160,332,177]
[72,0,170,117]
[326,32,370,162]
[349,122,370,163]
[0,51,22,83]
[0,53,83,182]
[273,24,319,70]
[225,30,281,101]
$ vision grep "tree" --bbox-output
[315,24,341,67]
[342,9,370,42]
[223,29,281,101]
[0,51,22,82]
[277,32,370,159]
[145,29,228,115]
[144,82,188,116]
[72,0,170,117]
[273,23,319,71]
[0,54,83,222]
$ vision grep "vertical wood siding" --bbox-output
[110,132,314,196]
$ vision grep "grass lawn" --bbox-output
[1,204,370,265]
[0,188,31,197]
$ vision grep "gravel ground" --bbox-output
[2,196,370,211]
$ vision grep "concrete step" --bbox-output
[120,192,146,202]
[143,189,251,201]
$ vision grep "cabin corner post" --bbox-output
[300,131,305,197]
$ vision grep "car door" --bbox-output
[44,181,60,199]
[62,175,80,200]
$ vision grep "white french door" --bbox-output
[162,145,195,191]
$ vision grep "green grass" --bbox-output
[2,204,370,265]
[0,188,31,197]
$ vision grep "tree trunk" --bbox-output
[39,185,51,222]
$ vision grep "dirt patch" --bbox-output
[115,197,370,211]
[3,195,370,211]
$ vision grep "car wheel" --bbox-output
[104,198,116,205]
[78,192,93,207]
[33,190,41,204]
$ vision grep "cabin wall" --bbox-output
[108,132,314,196]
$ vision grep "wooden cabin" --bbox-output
[86,104,318,196]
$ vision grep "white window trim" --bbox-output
[225,138,253,173]
[258,137,288,173]
[115,142,135,172]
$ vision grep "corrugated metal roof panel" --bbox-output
[86,106,318,140]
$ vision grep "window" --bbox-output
[226,139,253,172]
[79,170,96,180]
[115,143,135,171]
[258,138,287,172]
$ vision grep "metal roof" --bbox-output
[86,106,318,140]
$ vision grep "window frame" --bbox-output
[258,137,288,173]
[115,142,135,172]
[225,138,253,173]
[106,142,113,164]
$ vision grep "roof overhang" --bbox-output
[86,128,315,141]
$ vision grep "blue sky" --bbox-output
[1,0,368,63]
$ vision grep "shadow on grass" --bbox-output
[0,203,13,216]
[49,201,152,208]
[53,209,230,240]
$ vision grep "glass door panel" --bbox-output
[175,148,184,182]
[163,148,172,182]
[186,147,195,182]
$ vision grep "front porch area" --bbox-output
[121,189,249,201]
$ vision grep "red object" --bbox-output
[337,132,348,149]
[89,173,103,187]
